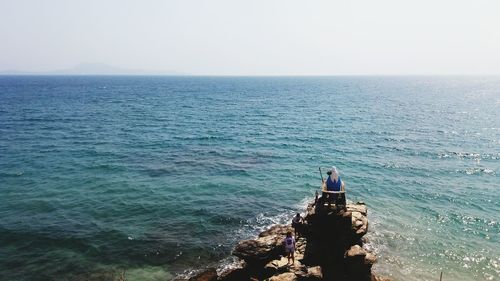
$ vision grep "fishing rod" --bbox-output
[315,167,325,205]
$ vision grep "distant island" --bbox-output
[0,63,185,76]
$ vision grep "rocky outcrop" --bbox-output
[178,198,391,281]
[233,225,293,265]
[299,201,375,280]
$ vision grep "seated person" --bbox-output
[321,166,346,206]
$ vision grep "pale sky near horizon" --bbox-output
[1,0,499,75]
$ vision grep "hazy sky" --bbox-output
[1,0,499,75]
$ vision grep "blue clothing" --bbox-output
[326,176,342,191]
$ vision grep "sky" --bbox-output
[0,0,499,75]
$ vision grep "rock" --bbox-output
[233,225,295,265]
[346,245,366,258]
[233,235,282,264]
[371,274,393,281]
[290,265,307,278]
[259,225,293,237]
[351,210,368,237]
[263,255,308,280]
[218,267,250,281]
[265,255,305,269]
[345,245,374,278]
[294,252,304,262]
[268,272,297,281]
[347,204,368,216]
[188,268,217,281]
[217,260,248,281]
[265,257,289,270]
[295,239,307,254]
[306,203,316,217]
[365,252,377,265]
[347,202,368,237]
[306,266,323,279]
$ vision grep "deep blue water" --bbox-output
[0,76,499,281]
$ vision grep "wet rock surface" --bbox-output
[188,268,218,281]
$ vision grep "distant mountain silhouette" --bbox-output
[0,63,185,75]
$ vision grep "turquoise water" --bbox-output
[0,76,498,281]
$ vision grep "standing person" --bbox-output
[291,213,303,238]
[283,231,296,266]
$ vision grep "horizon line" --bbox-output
[1,73,500,77]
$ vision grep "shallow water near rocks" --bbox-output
[0,76,499,281]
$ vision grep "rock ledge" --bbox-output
[179,200,391,281]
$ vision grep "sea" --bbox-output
[0,76,498,281]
